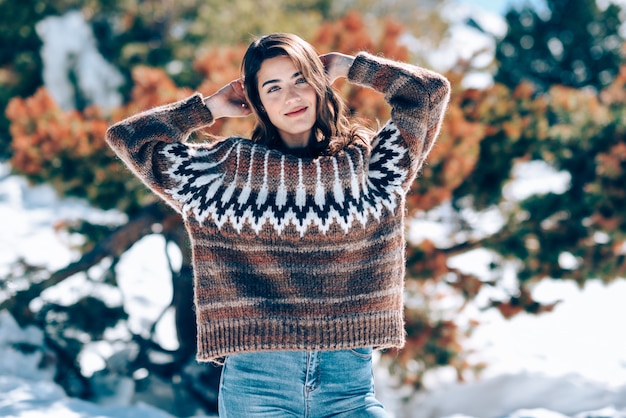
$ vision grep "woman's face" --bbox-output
[257,55,317,149]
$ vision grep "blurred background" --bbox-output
[1,0,626,417]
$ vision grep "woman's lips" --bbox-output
[285,107,307,117]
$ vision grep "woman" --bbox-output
[106,33,450,417]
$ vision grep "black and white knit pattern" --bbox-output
[161,121,408,236]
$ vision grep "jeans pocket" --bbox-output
[348,346,373,360]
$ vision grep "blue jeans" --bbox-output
[218,348,388,417]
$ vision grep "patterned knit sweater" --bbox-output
[106,52,450,362]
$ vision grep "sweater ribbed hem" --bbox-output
[195,311,406,363]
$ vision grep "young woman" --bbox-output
[106,33,450,417]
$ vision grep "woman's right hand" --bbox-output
[204,79,252,120]
[320,52,355,84]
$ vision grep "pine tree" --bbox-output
[495,0,624,90]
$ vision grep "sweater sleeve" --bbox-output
[105,93,215,211]
[347,52,450,186]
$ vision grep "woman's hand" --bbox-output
[320,53,355,84]
[204,79,252,120]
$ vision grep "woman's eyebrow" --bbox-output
[261,72,302,88]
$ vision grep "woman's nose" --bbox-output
[285,86,301,104]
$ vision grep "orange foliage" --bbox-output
[548,83,610,135]
[379,18,409,62]
[600,64,626,105]
[448,271,485,300]
[312,12,409,125]
[407,94,485,213]
[115,66,194,121]
[7,88,109,176]
[385,305,465,387]
[489,287,561,319]
[596,141,626,179]
[194,45,247,95]
[406,239,450,279]
[387,254,486,387]
[313,11,376,55]
[314,12,409,61]
[589,140,626,231]
[193,45,255,137]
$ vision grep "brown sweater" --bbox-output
[106,52,450,362]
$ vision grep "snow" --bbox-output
[407,373,626,418]
[35,11,124,112]
[0,310,174,418]
[0,376,175,418]
[466,279,626,388]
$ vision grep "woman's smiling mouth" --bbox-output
[285,106,308,117]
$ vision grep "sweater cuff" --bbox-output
[170,93,215,134]
[347,52,381,89]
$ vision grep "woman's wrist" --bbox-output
[341,55,355,78]
[204,95,229,121]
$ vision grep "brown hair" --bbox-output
[241,33,370,156]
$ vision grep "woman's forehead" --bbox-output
[257,56,299,83]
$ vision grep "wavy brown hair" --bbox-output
[241,33,371,156]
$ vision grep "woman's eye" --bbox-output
[296,77,307,84]
[267,86,280,93]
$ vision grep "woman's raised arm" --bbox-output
[346,52,450,181]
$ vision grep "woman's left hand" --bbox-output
[204,79,252,120]
[320,53,355,84]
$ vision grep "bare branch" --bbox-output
[2,202,181,324]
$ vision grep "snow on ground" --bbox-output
[0,308,176,418]
[395,276,626,417]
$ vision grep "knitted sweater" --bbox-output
[106,52,450,362]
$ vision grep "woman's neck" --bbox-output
[274,133,319,158]
[275,141,315,158]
